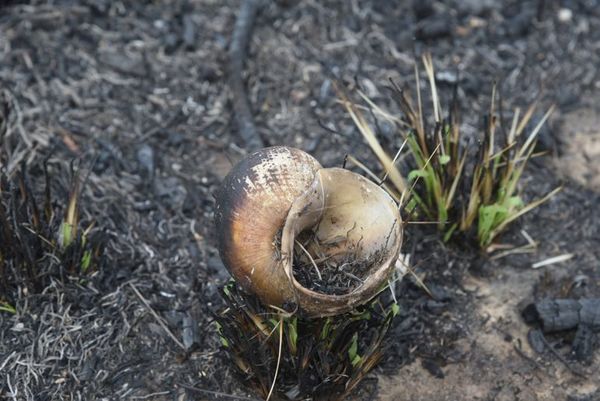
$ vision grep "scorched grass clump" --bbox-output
[0,162,104,310]
[216,281,398,401]
[342,54,561,249]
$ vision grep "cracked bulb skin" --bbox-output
[214,146,403,317]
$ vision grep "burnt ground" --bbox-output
[1,0,600,400]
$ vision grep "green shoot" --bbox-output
[1,162,104,302]
[0,301,16,314]
[60,179,79,249]
[348,332,362,367]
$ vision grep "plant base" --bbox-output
[216,281,397,401]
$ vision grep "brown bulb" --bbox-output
[214,146,402,317]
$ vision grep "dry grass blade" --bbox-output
[356,90,409,128]
[265,318,283,401]
[422,53,441,123]
[345,154,385,183]
[517,105,556,159]
[347,103,408,193]
[445,152,467,210]
[381,136,410,184]
[531,253,574,269]
[395,256,433,298]
[129,283,186,350]
[336,84,407,194]
[295,240,322,280]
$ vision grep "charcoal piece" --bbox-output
[164,32,180,53]
[523,299,582,332]
[522,304,540,324]
[572,324,594,362]
[394,316,417,335]
[579,299,600,331]
[527,328,546,354]
[523,298,600,333]
[416,17,453,40]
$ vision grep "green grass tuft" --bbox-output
[340,54,561,249]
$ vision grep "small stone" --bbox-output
[495,386,516,401]
[136,144,155,179]
[11,322,25,331]
[319,79,332,104]
[290,88,309,103]
[436,70,459,84]
[360,77,379,98]
[558,8,573,23]
[304,137,320,153]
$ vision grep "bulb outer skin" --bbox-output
[214,146,322,307]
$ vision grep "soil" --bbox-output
[1,1,600,401]
[554,107,600,191]
[292,253,368,296]
[292,236,384,296]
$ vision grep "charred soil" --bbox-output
[1,1,600,400]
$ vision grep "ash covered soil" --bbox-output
[1,0,600,400]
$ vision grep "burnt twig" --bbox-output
[229,0,265,150]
